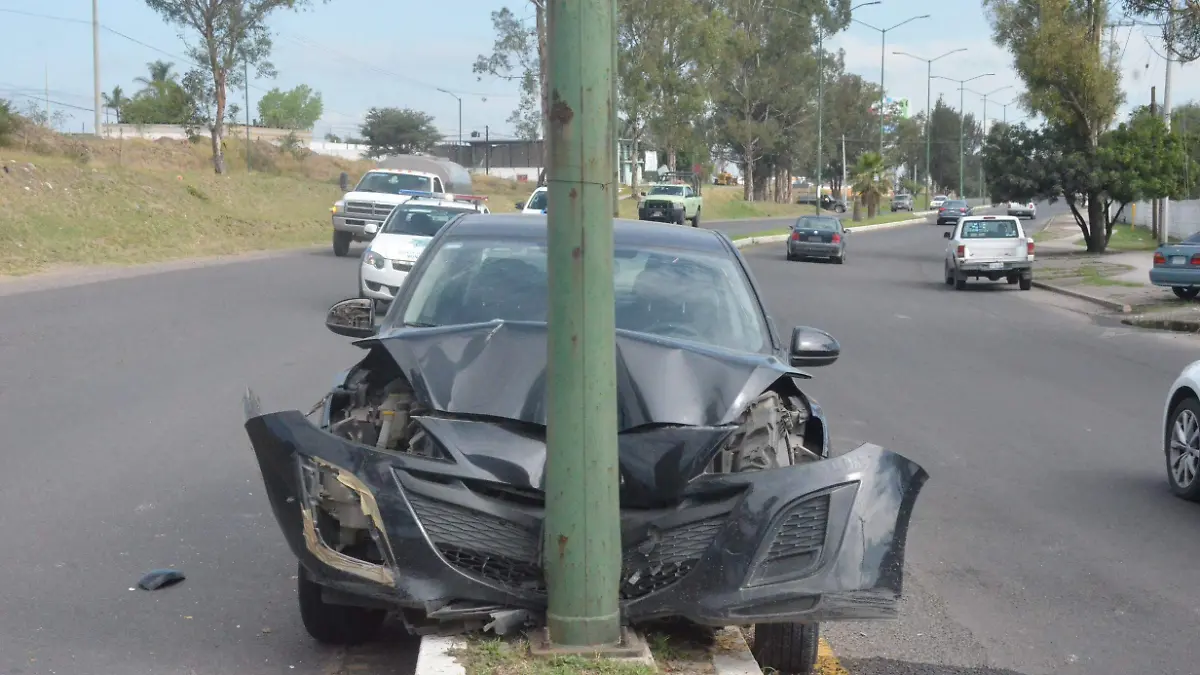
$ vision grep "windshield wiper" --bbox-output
[404,321,438,328]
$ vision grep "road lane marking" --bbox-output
[817,638,851,675]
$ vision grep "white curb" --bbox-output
[414,635,466,675]
[712,627,764,675]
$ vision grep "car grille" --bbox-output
[406,492,724,599]
[761,494,830,569]
[345,201,397,219]
[643,200,675,211]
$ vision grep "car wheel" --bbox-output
[752,622,819,675]
[954,272,968,290]
[333,231,352,257]
[1166,396,1200,501]
[691,209,701,228]
[1019,274,1033,291]
[833,251,845,264]
[297,562,387,645]
[786,251,796,261]
[1172,286,1200,300]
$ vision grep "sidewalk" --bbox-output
[1032,215,1176,311]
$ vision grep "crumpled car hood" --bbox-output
[358,320,808,432]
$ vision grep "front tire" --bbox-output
[1166,397,1200,501]
[752,623,820,675]
[297,562,386,645]
[691,208,701,228]
[333,230,352,257]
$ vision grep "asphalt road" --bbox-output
[0,197,1177,675]
[707,197,995,239]
[743,201,1200,675]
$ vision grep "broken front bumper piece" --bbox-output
[244,407,928,633]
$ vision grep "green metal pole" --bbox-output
[816,28,823,216]
[611,0,620,217]
[924,60,931,209]
[543,0,622,649]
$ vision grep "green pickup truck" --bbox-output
[638,172,703,227]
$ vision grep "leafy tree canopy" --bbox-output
[360,107,442,158]
[256,84,323,130]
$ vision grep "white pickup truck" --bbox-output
[943,215,1035,291]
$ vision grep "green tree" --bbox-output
[121,61,195,125]
[256,84,323,130]
[850,150,889,217]
[144,0,326,174]
[1120,1,1200,61]
[359,107,441,158]
[101,85,129,123]
[985,0,1123,251]
[618,0,661,195]
[1099,108,1196,222]
[473,4,546,144]
[0,99,19,146]
[819,69,881,198]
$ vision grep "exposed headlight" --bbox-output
[331,200,345,214]
[363,251,386,269]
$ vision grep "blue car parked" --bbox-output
[1151,231,1200,300]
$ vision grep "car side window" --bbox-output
[434,178,444,193]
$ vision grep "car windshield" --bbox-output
[795,217,840,231]
[961,219,1020,239]
[381,205,466,237]
[944,200,967,208]
[1183,232,1200,245]
[397,235,768,353]
[649,185,685,196]
[895,195,911,201]
[526,190,548,211]
[355,171,433,194]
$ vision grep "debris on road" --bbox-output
[136,568,186,590]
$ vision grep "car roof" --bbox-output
[445,213,729,253]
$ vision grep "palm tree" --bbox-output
[101,85,128,123]
[135,61,176,96]
[851,151,890,218]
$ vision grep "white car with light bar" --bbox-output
[1006,201,1037,219]
[930,195,948,209]
[359,194,489,309]
[943,215,1035,291]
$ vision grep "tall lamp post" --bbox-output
[769,1,879,214]
[1000,97,1020,125]
[893,48,967,209]
[436,88,463,146]
[964,85,1011,202]
[853,11,930,156]
[932,72,993,198]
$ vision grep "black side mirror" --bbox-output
[789,326,840,368]
[943,231,952,239]
[339,172,349,192]
[325,298,376,338]
[515,201,525,210]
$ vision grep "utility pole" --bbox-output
[853,12,930,157]
[1161,0,1176,244]
[894,48,968,209]
[841,133,847,199]
[1152,86,1159,238]
[485,125,490,175]
[933,73,993,199]
[92,0,102,136]
[45,65,50,124]
[543,0,621,650]
[245,58,251,173]
[435,88,464,149]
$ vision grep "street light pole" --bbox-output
[853,12,930,157]
[893,48,968,209]
[436,88,463,146]
[964,85,1011,203]
[768,2,878,214]
[543,0,621,649]
[932,72,993,198]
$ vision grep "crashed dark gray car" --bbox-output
[242,214,927,675]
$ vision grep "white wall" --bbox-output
[1116,199,1200,240]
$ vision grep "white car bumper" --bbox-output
[360,258,415,303]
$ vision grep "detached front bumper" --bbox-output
[243,406,928,630]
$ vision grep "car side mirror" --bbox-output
[943,231,952,239]
[515,201,525,210]
[339,172,349,192]
[325,298,376,339]
[364,223,378,235]
[789,326,840,368]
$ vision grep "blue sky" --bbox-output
[0,1,1190,140]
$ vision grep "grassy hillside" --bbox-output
[1,117,840,277]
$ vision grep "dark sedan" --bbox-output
[787,215,847,264]
[936,199,972,225]
[1150,231,1200,299]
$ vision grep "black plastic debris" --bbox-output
[137,569,186,591]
